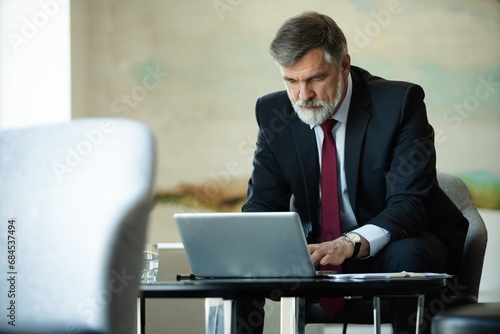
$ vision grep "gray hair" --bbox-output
[269,11,348,68]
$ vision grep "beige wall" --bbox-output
[72,2,500,243]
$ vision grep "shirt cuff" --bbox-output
[352,224,391,257]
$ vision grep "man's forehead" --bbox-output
[280,56,333,80]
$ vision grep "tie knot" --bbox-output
[320,119,336,134]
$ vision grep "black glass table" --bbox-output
[139,276,447,334]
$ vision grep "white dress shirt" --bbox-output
[312,74,390,257]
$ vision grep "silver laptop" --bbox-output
[174,212,327,278]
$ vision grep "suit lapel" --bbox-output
[345,69,372,212]
[289,111,320,218]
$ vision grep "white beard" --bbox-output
[290,75,345,126]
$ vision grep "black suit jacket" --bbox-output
[243,66,468,275]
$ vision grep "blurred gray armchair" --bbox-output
[0,118,156,334]
[436,172,487,305]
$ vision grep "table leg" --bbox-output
[372,294,426,334]
[373,296,381,334]
[415,294,425,334]
[140,296,145,334]
[205,298,234,334]
[280,297,305,334]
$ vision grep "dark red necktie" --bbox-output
[320,119,344,317]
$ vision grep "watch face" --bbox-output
[348,233,361,243]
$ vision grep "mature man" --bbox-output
[241,11,468,334]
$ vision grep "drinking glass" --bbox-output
[141,243,159,283]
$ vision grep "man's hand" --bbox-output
[308,234,370,266]
[308,237,351,266]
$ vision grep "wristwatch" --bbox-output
[343,232,362,259]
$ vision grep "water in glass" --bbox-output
[141,244,159,283]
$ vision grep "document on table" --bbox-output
[328,271,453,280]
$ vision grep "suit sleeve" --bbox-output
[366,84,437,240]
[242,98,292,212]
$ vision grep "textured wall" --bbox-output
[73,0,500,242]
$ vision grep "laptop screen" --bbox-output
[174,212,317,278]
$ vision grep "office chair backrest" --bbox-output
[437,173,488,303]
[0,119,156,334]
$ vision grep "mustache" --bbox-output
[295,100,329,108]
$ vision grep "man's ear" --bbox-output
[341,54,351,78]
